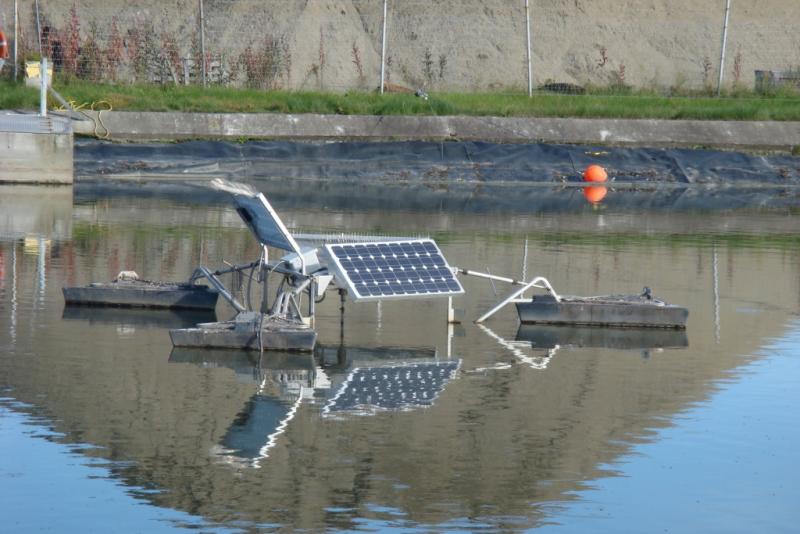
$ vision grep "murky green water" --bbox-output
[1,185,799,532]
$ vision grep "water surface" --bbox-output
[1,186,798,532]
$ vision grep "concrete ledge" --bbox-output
[1,113,74,184]
[73,111,800,150]
[0,130,74,184]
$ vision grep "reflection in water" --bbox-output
[713,245,721,344]
[515,324,689,350]
[1,193,799,531]
[63,306,217,329]
[0,185,73,241]
[10,245,17,344]
[170,349,314,469]
[490,324,690,366]
[169,345,457,469]
[322,359,460,416]
[582,185,608,204]
[478,323,558,370]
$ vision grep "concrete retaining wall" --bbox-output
[1,114,74,184]
[74,111,800,151]
[0,130,74,184]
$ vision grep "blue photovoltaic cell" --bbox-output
[325,239,464,301]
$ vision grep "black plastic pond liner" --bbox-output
[75,139,800,185]
[74,139,800,212]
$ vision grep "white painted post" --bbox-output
[380,0,388,94]
[525,0,533,97]
[717,0,732,96]
[39,57,47,117]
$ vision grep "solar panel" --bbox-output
[323,360,461,415]
[232,193,301,254]
[322,239,464,302]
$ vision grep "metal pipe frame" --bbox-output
[473,275,560,324]
[192,266,246,313]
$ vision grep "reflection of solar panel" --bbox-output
[219,395,295,460]
[323,239,464,302]
[230,190,301,254]
[323,360,460,415]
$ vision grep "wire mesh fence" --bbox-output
[2,0,799,96]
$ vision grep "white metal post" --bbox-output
[525,0,532,97]
[39,57,47,116]
[380,0,388,94]
[717,0,731,96]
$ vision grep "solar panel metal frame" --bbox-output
[322,238,464,302]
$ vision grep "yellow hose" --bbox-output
[53,98,113,139]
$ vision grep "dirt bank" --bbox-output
[5,0,798,91]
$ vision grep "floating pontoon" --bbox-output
[62,272,219,310]
[169,312,317,351]
[467,272,687,329]
[515,293,688,328]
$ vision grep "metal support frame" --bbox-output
[463,271,559,324]
[188,248,324,326]
[260,247,270,313]
[192,266,246,312]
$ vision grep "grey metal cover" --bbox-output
[0,113,72,135]
[323,239,464,302]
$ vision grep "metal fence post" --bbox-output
[34,0,41,53]
[380,0,388,94]
[13,0,18,81]
[199,0,207,87]
[525,0,532,97]
[717,0,731,96]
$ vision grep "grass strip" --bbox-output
[2,80,800,121]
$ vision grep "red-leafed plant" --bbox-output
[105,17,124,81]
[63,4,81,76]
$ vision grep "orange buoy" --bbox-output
[583,185,607,204]
[583,164,608,183]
